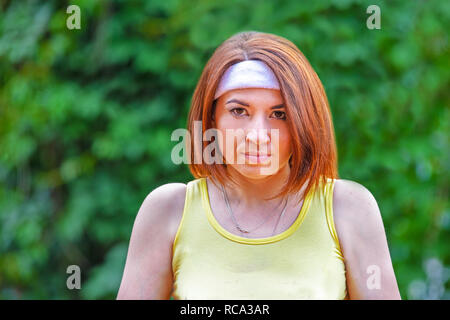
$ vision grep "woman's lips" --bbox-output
[244,153,271,156]
[243,153,272,164]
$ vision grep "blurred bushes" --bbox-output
[0,0,448,299]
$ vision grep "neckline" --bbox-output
[200,177,314,245]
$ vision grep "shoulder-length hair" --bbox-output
[186,30,339,202]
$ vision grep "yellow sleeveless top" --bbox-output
[171,177,347,299]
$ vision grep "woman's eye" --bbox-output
[229,108,286,119]
[230,107,247,117]
[272,110,287,120]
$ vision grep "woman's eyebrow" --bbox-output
[225,99,284,109]
[226,99,249,106]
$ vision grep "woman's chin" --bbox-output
[230,163,280,178]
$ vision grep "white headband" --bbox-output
[214,60,280,100]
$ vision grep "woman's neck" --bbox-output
[217,164,295,210]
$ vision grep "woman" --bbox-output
[117,31,401,300]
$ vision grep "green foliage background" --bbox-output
[0,0,448,299]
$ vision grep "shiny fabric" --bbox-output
[171,177,347,299]
[214,60,281,99]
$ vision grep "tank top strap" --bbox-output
[324,178,344,261]
[172,179,203,251]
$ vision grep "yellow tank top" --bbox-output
[171,177,347,299]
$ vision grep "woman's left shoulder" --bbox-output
[330,179,401,299]
[332,179,378,206]
[331,179,384,233]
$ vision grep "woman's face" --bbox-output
[213,88,293,179]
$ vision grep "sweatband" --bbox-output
[214,60,280,100]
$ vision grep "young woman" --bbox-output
[117,31,401,300]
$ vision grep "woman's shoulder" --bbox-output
[332,178,379,217]
[332,178,385,249]
[147,182,187,202]
[331,179,400,299]
[138,182,187,242]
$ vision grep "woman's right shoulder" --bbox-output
[145,182,187,207]
[136,182,187,242]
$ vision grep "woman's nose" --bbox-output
[245,127,270,145]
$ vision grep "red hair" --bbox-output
[186,31,339,201]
